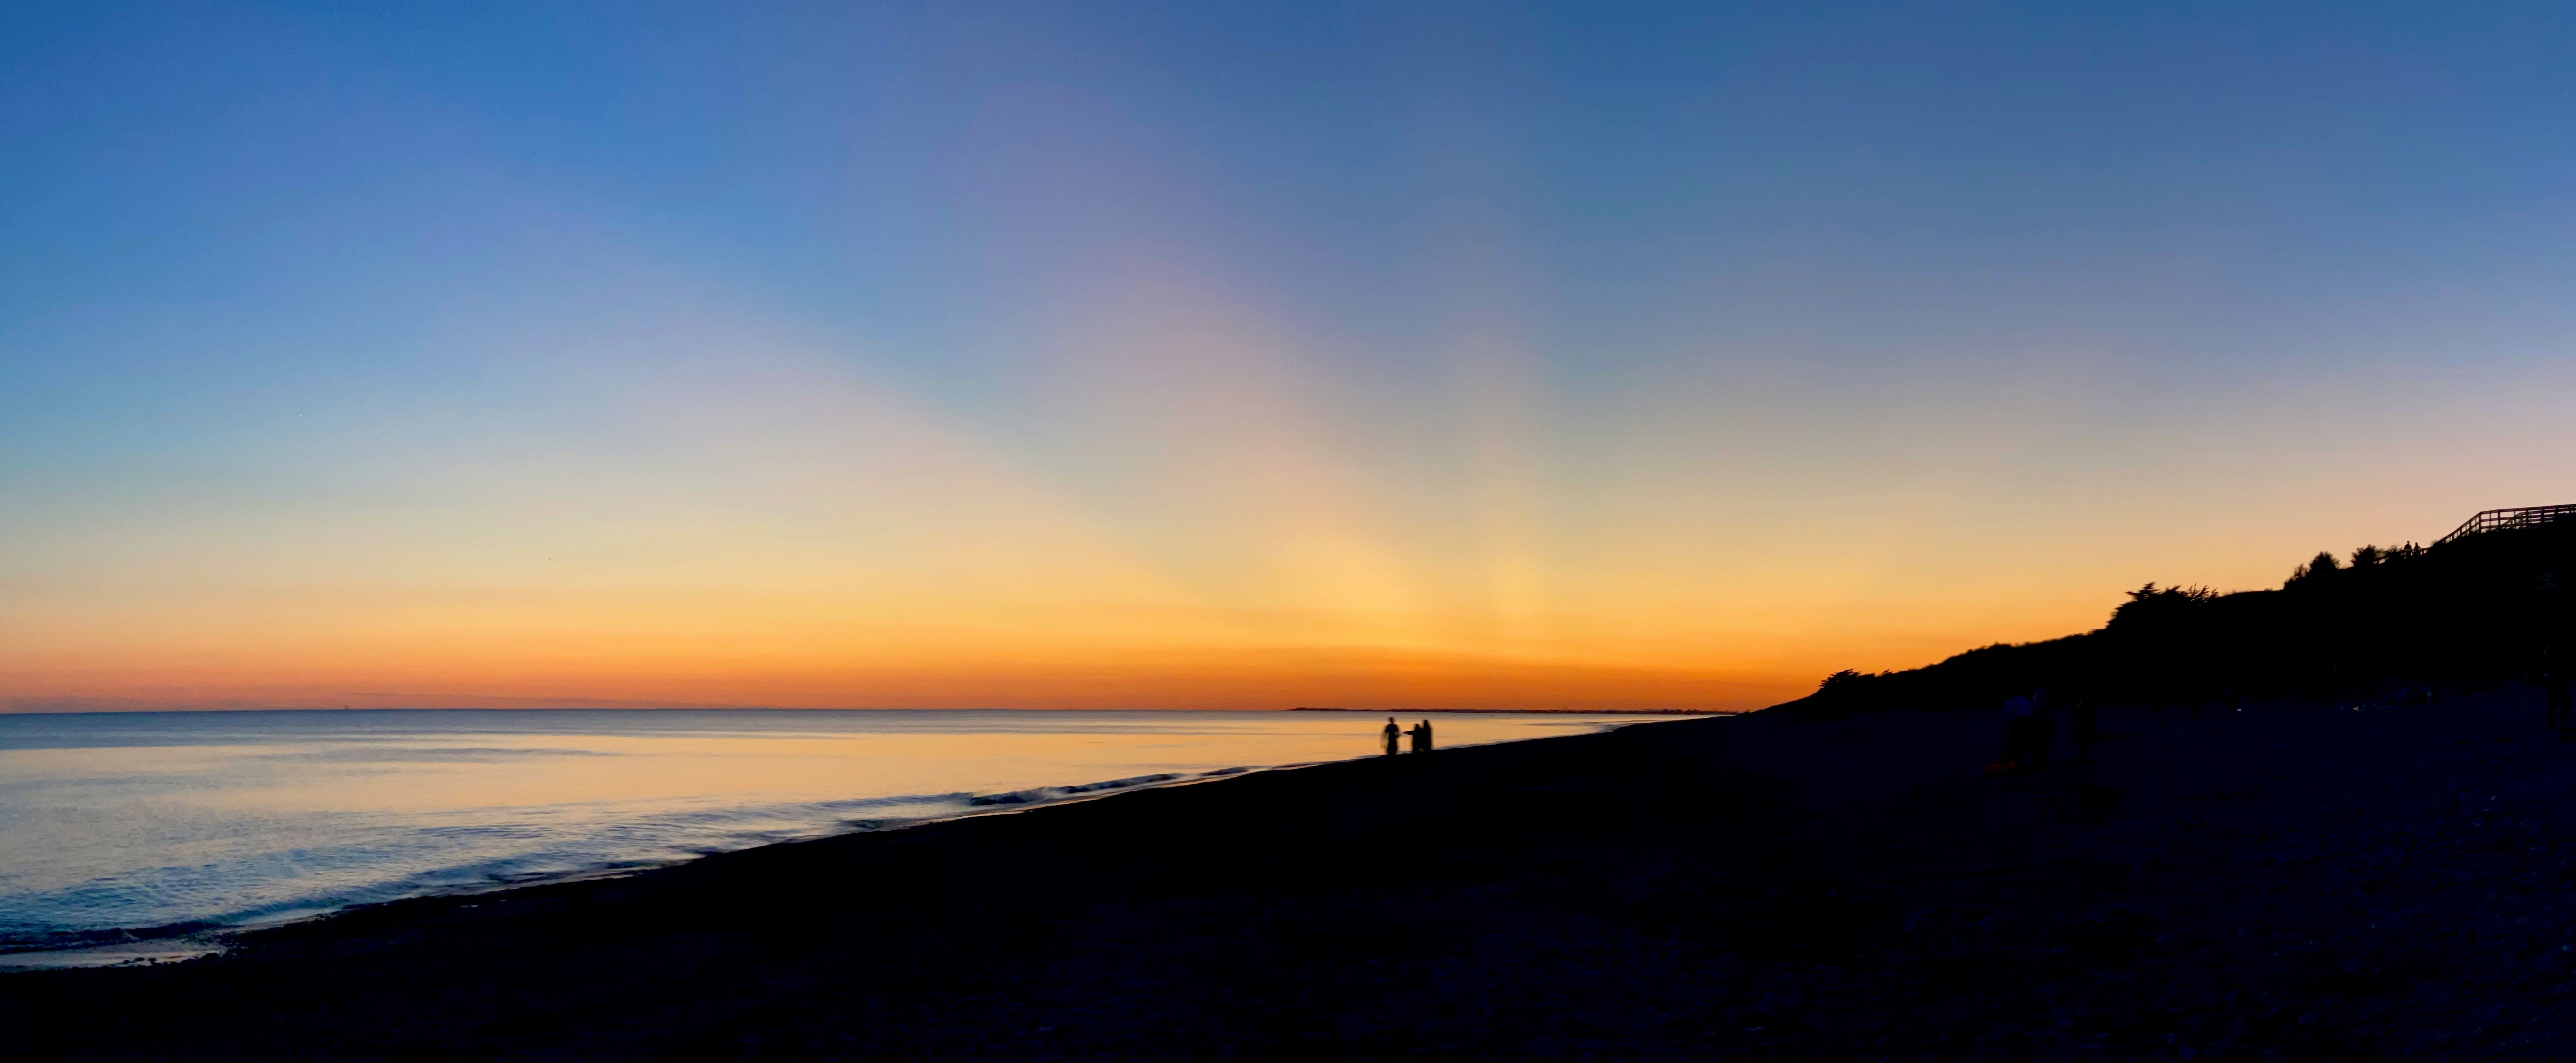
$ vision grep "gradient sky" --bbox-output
[7,1,2576,711]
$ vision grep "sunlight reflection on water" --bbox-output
[0,709,1674,958]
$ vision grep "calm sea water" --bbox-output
[0,709,1668,965]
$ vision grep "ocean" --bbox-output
[0,708,1669,967]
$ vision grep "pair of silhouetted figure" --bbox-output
[1380,717,1434,756]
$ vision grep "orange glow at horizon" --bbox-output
[0,272,2144,714]
[9,173,2569,715]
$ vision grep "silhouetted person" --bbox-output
[2025,688,2055,770]
[2545,645,2572,731]
[1382,717,1402,757]
[1408,719,1433,753]
[2070,697,2099,763]
[1996,692,2034,771]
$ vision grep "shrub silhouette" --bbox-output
[2285,550,2342,587]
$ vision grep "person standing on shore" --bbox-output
[1408,719,1433,753]
[1382,717,1402,756]
[1997,692,2034,770]
[2070,697,2099,763]
[2544,644,2571,731]
[2026,689,2055,770]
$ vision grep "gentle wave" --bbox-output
[0,709,1668,965]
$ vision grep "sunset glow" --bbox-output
[8,3,2576,712]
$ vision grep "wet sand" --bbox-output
[11,695,2576,1060]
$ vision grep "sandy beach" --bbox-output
[11,694,2576,1060]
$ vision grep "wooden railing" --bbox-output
[2438,504,2576,545]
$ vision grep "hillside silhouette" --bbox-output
[1782,511,2576,715]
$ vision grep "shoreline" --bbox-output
[0,762,1283,968]
[0,710,1669,969]
[0,760,1315,971]
[0,715,1671,970]
[16,694,2576,1059]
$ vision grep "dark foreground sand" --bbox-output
[11,694,2576,1061]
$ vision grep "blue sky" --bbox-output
[7,2,2576,710]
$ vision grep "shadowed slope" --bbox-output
[1788,520,2576,716]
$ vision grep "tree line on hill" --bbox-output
[1780,520,2576,716]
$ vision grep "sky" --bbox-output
[6,1,2576,712]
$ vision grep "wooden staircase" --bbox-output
[2437,503,2576,544]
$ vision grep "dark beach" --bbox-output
[11,693,2576,1061]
